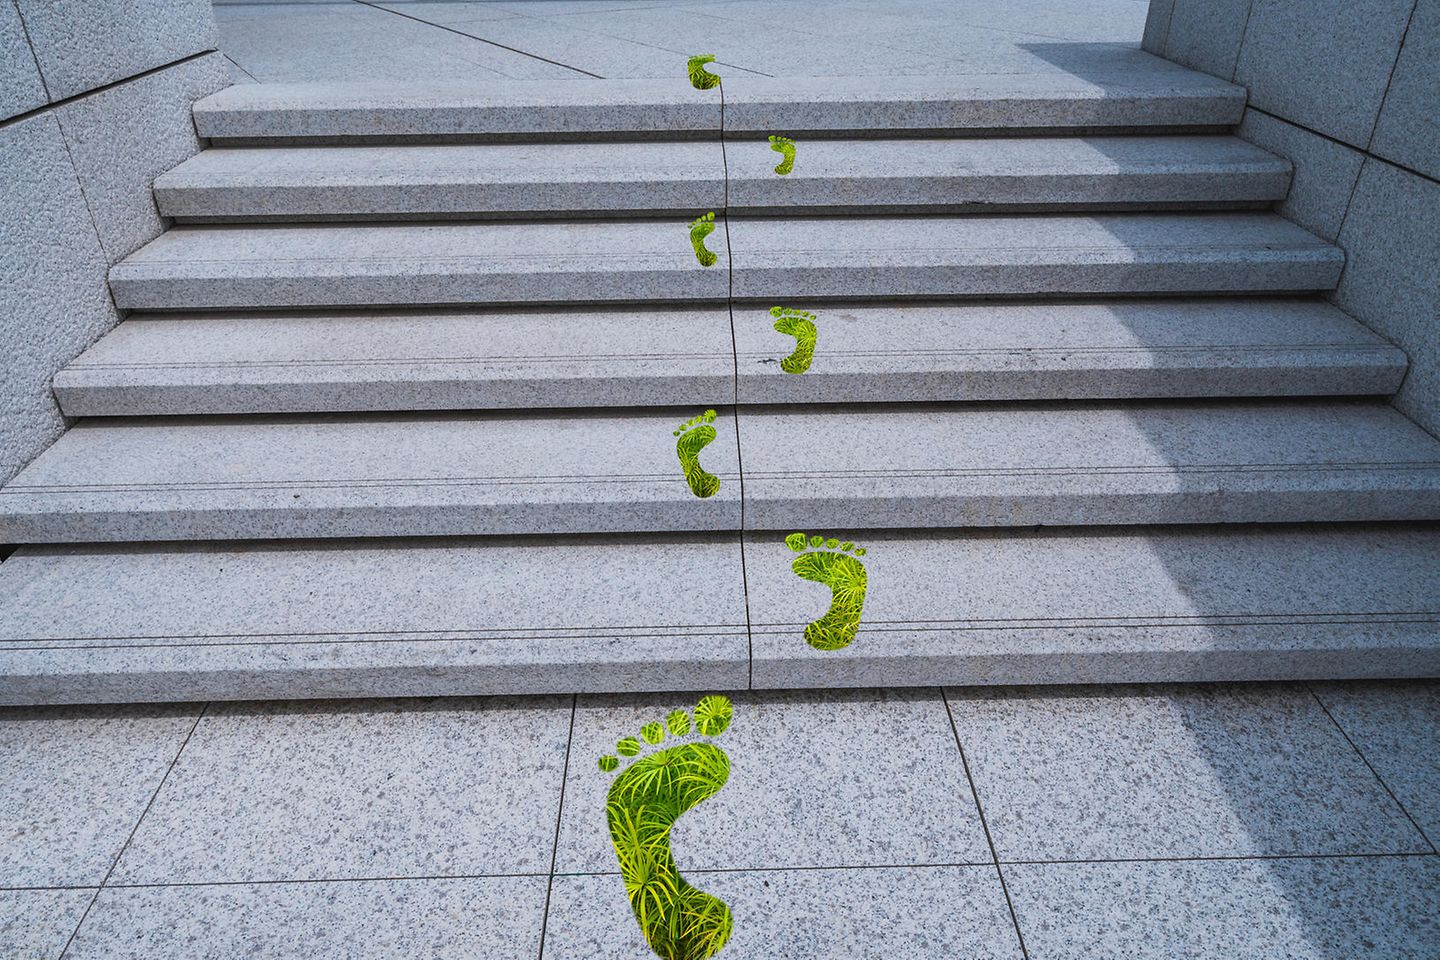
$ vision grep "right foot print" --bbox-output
[689,212,718,267]
[768,135,796,175]
[600,695,735,960]
[674,408,720,498]
[786,532,868,650]
[687,54,721,90]
[770,306,818,374]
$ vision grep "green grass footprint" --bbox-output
[674,408,720,498]
[768,135,796,175]
[770,306,818,374]
[689,211,718,267]
[786,532,868,650]
[600,695,735,960]
[687,54,721,90]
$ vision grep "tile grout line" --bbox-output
[717,77,756,689]
[535,694,578,960]
[9,0,50,100]
[1364,0,1420,153]
[0,49,218,132]
[941,688,1030,960]
[1305,681,1438,854]
[56,701,210,958]
[351,0,605,79]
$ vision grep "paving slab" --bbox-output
[0,888,94,960]
[735,400,1440,530]
[945,684,1431,861]
[54,306,737,416]
[724,135,1290,213]
[1312,680,1440,845]
[747,524,1440,689]
[66,877,547,960]
[1006,856,1440,960]
[192,78,721,142]
[0,408,742,542]
[108,219,731,310]
[0,534,748,704]
[544,866,1023,959]
[726,213,1343,301]
[0,703,199,886]
[732,299,1404,404]
[155,142,726,221]
[720,60,1245,135]
[110,696,569,884]
[555,689,990,873]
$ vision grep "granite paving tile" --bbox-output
[0,888,94,960]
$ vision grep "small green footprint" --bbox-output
[674,408,720,498]
[687,54,721,90]
[768,135,796,175]
[770,306,818,374]
[786,532,868,650]
[689,211,718,267]
[600,695,735,960]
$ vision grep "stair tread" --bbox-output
[192,56,1244,142]
[107,213,1342,311]
[154,136,1289,219]
[54,300,1406,416]
[3,401,1439,542]
[3,524,1437,703]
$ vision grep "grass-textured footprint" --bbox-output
[787,532,869,650]
[600,695,735,960]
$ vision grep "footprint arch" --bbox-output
[600,695,735,960]
[786,532,868,650]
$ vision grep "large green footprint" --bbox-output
[786,532,868,650]
[600,696,735,960]
[689,212,718,268]
[687,54,721,90]
[674,408,720,498]
[770,306,818,374]
[768,135,796,176]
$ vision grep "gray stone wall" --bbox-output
[1144,0,1440,435]
[1,0,227,484]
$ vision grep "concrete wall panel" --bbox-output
[1163,0,1252,79]
[1371,0,1439,181]
[1,0,47,121]
[1142,0,1176,54]
[1237,108,1365,242]
[0,115,121,485]
[1334,160,1440,436]
[15,0,217,100]
[55,52,230,262]
[1234,0,1414,147]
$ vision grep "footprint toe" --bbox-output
[694,695,733,736]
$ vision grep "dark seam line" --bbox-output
[1365,0,1420,152]
[0,621,747,644]
[536,695,577,960]
[941,688,1030,959]
[352,0,605,79]
[1243,104,1440,191]
[10,0,50,100]
[222,54,260,84]
[29,869,552,893]
[718,78,756,690]
[547,848,1440,878]
[1160,0,1179,58]
[1305,681,1438,854]
[0,49,218,131]
[57,702,209,959]
[1226,0,1257,83]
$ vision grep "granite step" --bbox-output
[192,57,1244,144]
[153,136,1288,222]
[53,300,1406,417]
[2,402,1439,543]
[108,213,1340,312]
[3,523,1437,704]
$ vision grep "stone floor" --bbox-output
[3,681,1437,958]
[213,0,1149,83]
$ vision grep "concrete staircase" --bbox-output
[4,49,1439,703]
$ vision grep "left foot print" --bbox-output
[786,532,868,650]
[768,135,796,175]
[770,306,818,374]
[689,212,718,268]
[674,408,720,498]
